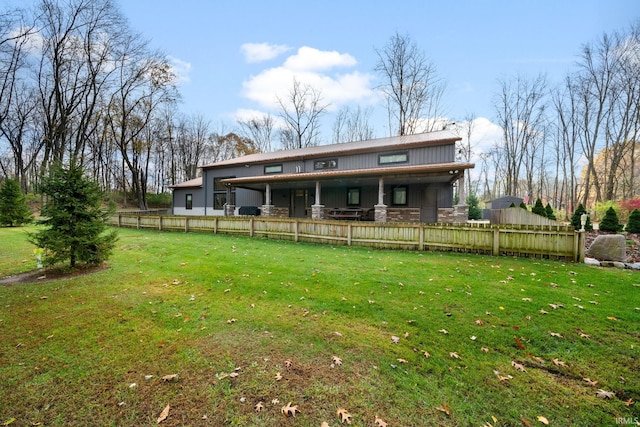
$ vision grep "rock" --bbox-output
[628,263,640,270]
[612,261,627,269]
[586,234,626,262]
[584,257,601,266]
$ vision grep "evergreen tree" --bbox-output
[466,193,482,220]
[519,201,528,210]
[0,178,33,226]
[626,209,640,233]
[570,203,593,231]
[29,164,117,268]
[545,203,556,220]
[509,202,516,208]
[599,206,623,232]
[531,198,546,217]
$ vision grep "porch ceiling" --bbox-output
[220,162,474,191]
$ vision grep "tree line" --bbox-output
[1,0,639,218]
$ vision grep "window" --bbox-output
[185,194,193,210]
[314,159,337,170]
[392,186,407,205]
[264,164,283,174]
[347,188,360,206]
[213,177,235,210]
[379,152,408,165]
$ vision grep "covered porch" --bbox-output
[220,163,473,223]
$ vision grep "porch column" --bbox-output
[374,177,387,222]
[262,183,274,217]
[453,171,468,223]
[457,171,466,205]
[311,180,324,220]
[224,184,235,216]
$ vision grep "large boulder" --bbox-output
[586,234,626,262]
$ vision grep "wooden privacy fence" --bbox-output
[108,214,586,262]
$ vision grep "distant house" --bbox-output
[170,131,474,223]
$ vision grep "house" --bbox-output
[170,130,474,223]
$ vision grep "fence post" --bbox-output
[492,227,499,256]
[214,217,218,234]
[137,215,141,230]
[185,217,189,233]
[249,218,254,237]
[419,225,424,251]
[347,224,352,246]
[578,231,585,262]
[294,220,299,242]
[159,216,163,231]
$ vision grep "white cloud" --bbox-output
[241,46,377,112]
[241,42,291,63]
[168,56,192,83]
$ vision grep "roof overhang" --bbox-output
[220,162,474,191]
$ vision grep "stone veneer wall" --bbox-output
[438,205,469,223]
[387,208,421,222]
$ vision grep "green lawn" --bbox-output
[0,226,638,426]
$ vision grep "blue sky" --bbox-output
[117,0,637,140]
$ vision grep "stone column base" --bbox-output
[311,204,325,220]
[374,204,387,222]
[453,204,469,223]
[261,205,275,217]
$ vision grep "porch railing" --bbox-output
[107,214,585,262]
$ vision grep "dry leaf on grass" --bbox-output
[161,374,178,382]
[552,358,567,367]
[537,415,550,425]
[596,389,615,399]
[157,404,170,424]
[436,403,451,416]
[275,372,282,381]
[374,416,388,426]
[255,402,264,413]
[391,335,400,343]
[281,402,298,417]
[337,407,352,424]
[449,352,461,359]
[511,361,526,372]
[332,355,343,366]
[583,378,598,386]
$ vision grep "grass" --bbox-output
[0,226,639,426]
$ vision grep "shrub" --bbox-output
[545,203,556,220]
[466,193,482,220]
[625,209,640,233]
[0,178,33,226]
[598,206,623,232]
[519,201,528,210]
[531,198,546,217]
[570,203,593,231]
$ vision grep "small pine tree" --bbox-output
[0,178,33,226]
[519,201,528,210]
[509,202,516,208]
[598,206,623,233]
[626,209,640,233]
[28,164,117,268]
[466,193,482,220]
[531,198,546,217]
[545,203,556,220]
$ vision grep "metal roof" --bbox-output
[200,130,460,169]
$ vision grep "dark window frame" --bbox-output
[392,186,408,206]
[379,152,408,165]
[346,187,361,206]
[185,193,193,210]
[264,164,283,174]
[314,159,338,170]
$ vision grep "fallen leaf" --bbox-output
[521,416,533,426]
[549,332,564,338]
[583,378,598,387]
[449,352,461,359]
[374,416,388,426]
[275,372,282,381]
[475,319,484,326]
[514,336,526,350]
[161,374,178,382]
[332,356,343,366]
[321,423,330,427]
[624,398,634,406]
[391,335,400,343]
[229,372,239,378]
[285,359,292,368]
[578,332,591,339]
[397,358,408,364]
[481,347,490,353]
[537,415,549,425]
[334,331,343,337]
[281,402,298,417]
[435,403,451,416]
[255,402,264,413]
[552,358,567,367]
[511,361,526,372]
[337,407,352,424]
[607,316,618,321]
[596,389,614,399]
[157,404,170,424]
[438,329,449,334]
[271,398,280,405]
[539,309,548,314]
[423,351,431,358]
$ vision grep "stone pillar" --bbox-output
[224,204,235,216]
[265,183,271,206]
[311,181,324,220]
[452,204,469,223]
[261,205,275,217]
[457,172,466,204]
[375,177,387,222]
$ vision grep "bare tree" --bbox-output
[276,77,328,149]
[332,105,375,143]
[374,31,446,136]
[493,73,547,197]
[237,114,275,153]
